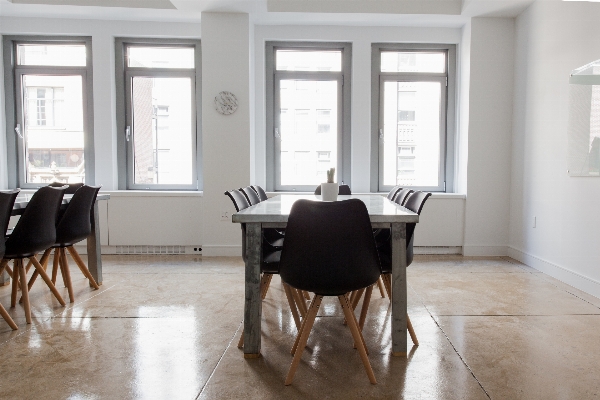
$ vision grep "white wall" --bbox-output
[510,1,600,297]
[462,17,515,256]
[201,12,251,256]
[0,14,508,257]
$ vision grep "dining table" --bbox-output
[0,192,110,286]
[232,194,419,358]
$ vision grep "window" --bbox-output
[3,37,93,188]
[372,44,456,192]
[115,39,201,190]
[266,42,351,191]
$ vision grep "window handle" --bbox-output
[126,126,131,142]
[15,123,23,139]
[274,127,281,139]
[379,129,384,139]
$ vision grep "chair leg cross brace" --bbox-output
[285,293,377,386]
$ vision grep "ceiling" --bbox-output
[0,0,539,24]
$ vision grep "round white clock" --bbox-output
[214,91,238,115]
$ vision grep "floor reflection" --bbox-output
[135,306,198,400]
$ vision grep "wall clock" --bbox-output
[214,91,238,115]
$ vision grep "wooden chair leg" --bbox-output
[66,246,99,289]
[382,274,392,299]
[285,295,323,386]
[51,249,60,285]
[339,294,377,384]
[17,260,32,324]
[377,277,386,298]
[11,260,19,308]
[0,302,17,330]
[358,285,373,331]
[59,249,75,303]
[260,273,272,300]
[302,290,310,300]
[237,330,244,349]
[282,282,302,330]
[407,314,418,346]
[26,248,52,291]
[292,288,307,318]
[29,257,66,306]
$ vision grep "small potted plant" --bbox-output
[321,167,338,201]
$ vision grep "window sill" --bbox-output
[103,190,203,198]
[267,191,465,199]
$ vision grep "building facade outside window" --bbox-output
[372,44,456,193]
[266,42,351,192]
[3,37,94,187]
[115,38,201,190]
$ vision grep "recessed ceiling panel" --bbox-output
[8,0,176,9]
[267,0,462,15]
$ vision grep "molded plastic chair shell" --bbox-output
[240,186,261,206]
[393,188,413,205]
[279,199,381,296]
[387,185,402,200]
[224,189,251,212]
[55,185,101,247]
[48,182,84,194]
[379,191,431,271]
[252,185,269,202]
[0,190,20,255]
[314,184,351,195]
[4,186,66,259]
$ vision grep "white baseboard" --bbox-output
[462,245,508,256]
[200,245,242,257]
[508,247,600,299]
[414,246,462,255]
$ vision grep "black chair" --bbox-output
[373,188,414,248]
[314,184,351,195]
[224,190,302,349]
[2,186,67,324]
[279,199,380,385]
[27,186,101,303]
[387,185,403,200]
[251,185,269,202]
[239,186,261,206]
[239,186,284,250]
[365,190,432,346]
[0,190,20,330]
[48,182,84,194]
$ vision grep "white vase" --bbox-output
[321,182,339,202]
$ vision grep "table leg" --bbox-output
[244,223,262,358]
[86,201,103,286]
[391,222,408,356]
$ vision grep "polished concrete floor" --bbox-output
[0,255,599,399]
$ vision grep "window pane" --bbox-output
[127,47,194,69]
[381,52,445,73]
[382,81,441,187]
[279,79,338,185]
[22,75,84,184]
[17,44,86,67]
[132,77,193,185]
[276,50,341,72]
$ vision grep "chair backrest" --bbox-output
[48,182,84,195]
[240,186,261,206]
[387,185,402,200]
[252,185,269,202]
[0,190,20,257]
[279,199,381,296]
[403,190,432,252]
[55,185,101,246]
[4,186,67,258]
[314,184,352,195]
[394,188,413,205]
[224,190,251,212]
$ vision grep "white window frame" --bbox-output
[371,43,456,193]
[115,38,202,190]
[265,42,351,192]
[3,36,94,188]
